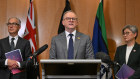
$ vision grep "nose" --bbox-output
[123,35,126,37]
[123,35,128,39]
[8,25,14,28]
[69,19,74,22]
[69,18,73,21]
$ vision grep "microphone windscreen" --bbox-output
[37,44,48,56]
[33,44,48,57]
[95,52,107,59]
[95,52,111,63]
[96,52,120,66]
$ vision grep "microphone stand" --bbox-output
[26,56,39,79]
[105,64,110,79]
[103,62,113,79]
[32,56,39,69]
[105,62,121,79]
[99,62,110,79]
[32,56,40,79]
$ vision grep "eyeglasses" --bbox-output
[64,17,78,21]
[6,22,20,26]
[123,32,131,36]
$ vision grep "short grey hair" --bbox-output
[122,24,138,39]
[8,17,21,26]
[63,10,78,20]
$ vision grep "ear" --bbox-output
[75,20,78,26]
[18,26,21,30]
[62,20,65,26]
[134,33,137,38]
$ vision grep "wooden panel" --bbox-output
[0,0,127,60]
[1,0,140,78]
[126,0,140,42]
[33,0,99,78]
[34,0,99,60]
[6,0,29,37]
[34,0,65,59]
[104,0,126,60]
[71,0,99,38]
[0,0,7,38]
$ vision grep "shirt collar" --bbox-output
[65,30,76,37]
[9,35,18,41]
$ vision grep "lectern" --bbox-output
[40,59,101,79]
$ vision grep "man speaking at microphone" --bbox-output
[49,11,94,59]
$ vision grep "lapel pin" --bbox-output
[77,37,80,39]
[133,49,136,52]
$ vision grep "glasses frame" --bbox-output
[6,22,20,26]
[64,17,78,21]
[122,32,132,36]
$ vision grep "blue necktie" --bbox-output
[68,34,74,59]
[11,38,15,50]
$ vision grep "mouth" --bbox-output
[69,24,74,26]
[9,29,14,31]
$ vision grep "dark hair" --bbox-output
[122,24,138,39]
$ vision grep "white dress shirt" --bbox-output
[126,45,134,64]
[9,35,18,46]
[65,30,76,49]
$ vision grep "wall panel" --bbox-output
[104,0,126,59]
[126,0,140,42]
[0,0,140,78]
[0,0,7,38]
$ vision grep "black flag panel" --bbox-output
[58,0,71,34]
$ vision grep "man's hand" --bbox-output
[7,59,19,70]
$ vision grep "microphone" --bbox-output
[32,44,48,57]
[26,44,48,68]
[96,52,120,66]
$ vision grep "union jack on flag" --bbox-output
[24,0,37,53]
[23,0,40,79]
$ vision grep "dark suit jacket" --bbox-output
[114,42,140,79]
[0,36,32,79]
[49,31,94,59]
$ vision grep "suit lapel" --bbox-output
[122,45,127,64]
[127,43,137,65]
[74,32,81,59]
[60,32,67,58]
[5,37,11,52]
[15,36,21,49]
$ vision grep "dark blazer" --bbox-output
[114,42,140,79]
[49,31,94,59]
[0,36,32,79]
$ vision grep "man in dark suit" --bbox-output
[50,10,94,59]
[0,17,32,79]
[114,25,140,79]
